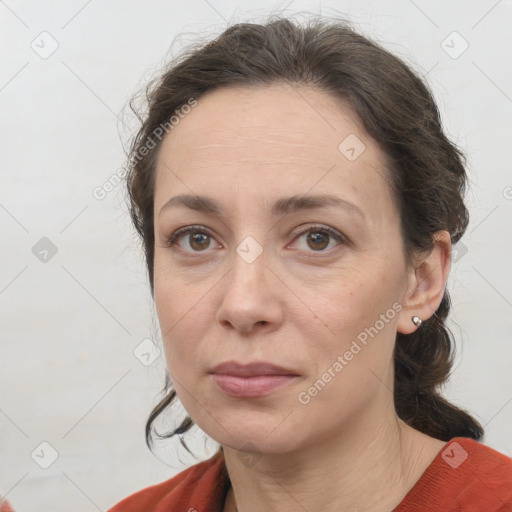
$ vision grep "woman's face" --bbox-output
[153,84,414,453]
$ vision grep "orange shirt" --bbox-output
[107,437,512,511]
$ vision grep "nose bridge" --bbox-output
[215,231,284,333]
[228,234,268,289]
[218,198,276,291]
[235,234,265,267]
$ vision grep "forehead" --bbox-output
[159,84,367,161]
[154,84,395,220]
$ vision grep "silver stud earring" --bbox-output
[412,316,422,328]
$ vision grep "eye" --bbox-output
[165,224,347,255]
[166,225,219,253]
[290,225,346,253]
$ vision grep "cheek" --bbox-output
[298,265,401,383]
[153,265,191,373]
[153,264,215,383]
[153,251,200,332]
[308,266,399,337]
[295,288,400,427]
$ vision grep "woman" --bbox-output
[108,16,512,512]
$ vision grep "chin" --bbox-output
[222,434,299,456]
[203,415,303,455]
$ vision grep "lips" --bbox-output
[209,361,300,398]
[209,361,299,377]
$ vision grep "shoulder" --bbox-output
[455,436,512,466]
[107,450,228,512]
[453,437,512,489]
[397,437,512,511]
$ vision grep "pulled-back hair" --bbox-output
[125,15,484,450]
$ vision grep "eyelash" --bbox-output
[165,224,347,256]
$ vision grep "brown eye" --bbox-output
[187,233,211,251]
[291,225,345,253]
[306,231,330,251]
[167,226,217,253]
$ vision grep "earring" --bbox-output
[412,316,422,328]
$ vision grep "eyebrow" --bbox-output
[159,193,365,219]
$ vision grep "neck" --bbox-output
[222,405,444,512]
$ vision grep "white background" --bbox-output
[1,0,511,510]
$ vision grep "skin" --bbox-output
[152,84,451,512]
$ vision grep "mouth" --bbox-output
[209,361,300,398]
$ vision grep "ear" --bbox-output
[397,230,452,335]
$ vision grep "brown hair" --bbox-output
[125,15,484,450]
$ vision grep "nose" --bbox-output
[216,244,284,336]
